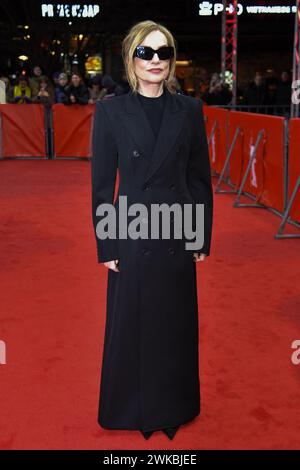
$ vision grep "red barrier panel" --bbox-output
[288,119,300,223]
[203,105,229,174]
[0,104,46,158]
[228,111,285,212]
[52,104,95,158]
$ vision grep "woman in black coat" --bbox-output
[91,20,213,441]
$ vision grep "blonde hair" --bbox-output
[122,20,177,94]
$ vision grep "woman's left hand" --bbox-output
[193,253,207,262]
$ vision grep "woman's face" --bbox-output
[133,30,171,86]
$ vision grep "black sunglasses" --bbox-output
[133,45,174,61]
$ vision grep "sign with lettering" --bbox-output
[41,3,100,18]
[198,2,297,16]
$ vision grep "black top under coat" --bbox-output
[137,87,166,139]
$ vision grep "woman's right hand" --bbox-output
[104,259,119,272]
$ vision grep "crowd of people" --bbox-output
[0,65,293,113]
[200,70,292,112]
[0,65,131,106]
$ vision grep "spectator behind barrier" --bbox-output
[202,72,232,105]
[55,73,68,103]
[29,65,44,99]
[243,72,269,111]
[276,70,292,107]
[62,73,89,105]
[101,74,125,99]
[1,76,14,103]
[0,79,5,104]
[13,76,32,104]
[88,74,106,103]
[33,75,54,106]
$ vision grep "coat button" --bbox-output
[168,247,175,255]
[142,248,150,255]
[169,184,175,190]
[133,150,140,157]
[144,185,151,191]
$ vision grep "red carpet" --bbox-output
[0,159,300,450]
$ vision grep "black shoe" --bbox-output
[140,430,154,440]
[162,426,179,440]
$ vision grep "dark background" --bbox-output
[0,0,295,87]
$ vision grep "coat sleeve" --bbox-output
[186,98,213,256]
[91,101,119,263]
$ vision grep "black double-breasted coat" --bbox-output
[91,84,213,432]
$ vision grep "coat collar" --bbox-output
[120,84,186,186]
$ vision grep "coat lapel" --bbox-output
[119,85,186,186]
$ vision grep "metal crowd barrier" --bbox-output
[0,103,299,239]
[203,105,300,238]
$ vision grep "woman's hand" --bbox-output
[193,253,207,262]
[104,259,120,272]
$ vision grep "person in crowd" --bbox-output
[32,75,54,105]
[88,74,106,103]
[101,74,125,99]
[275,70,292,112]
[0,78,6,103]
[62,72,89,105]
[201,72,232,105]
[13,76,32,104]
[29,65,44,99]
[55,73,68,103]
[0,76,13,103]
[243,72,269,112]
